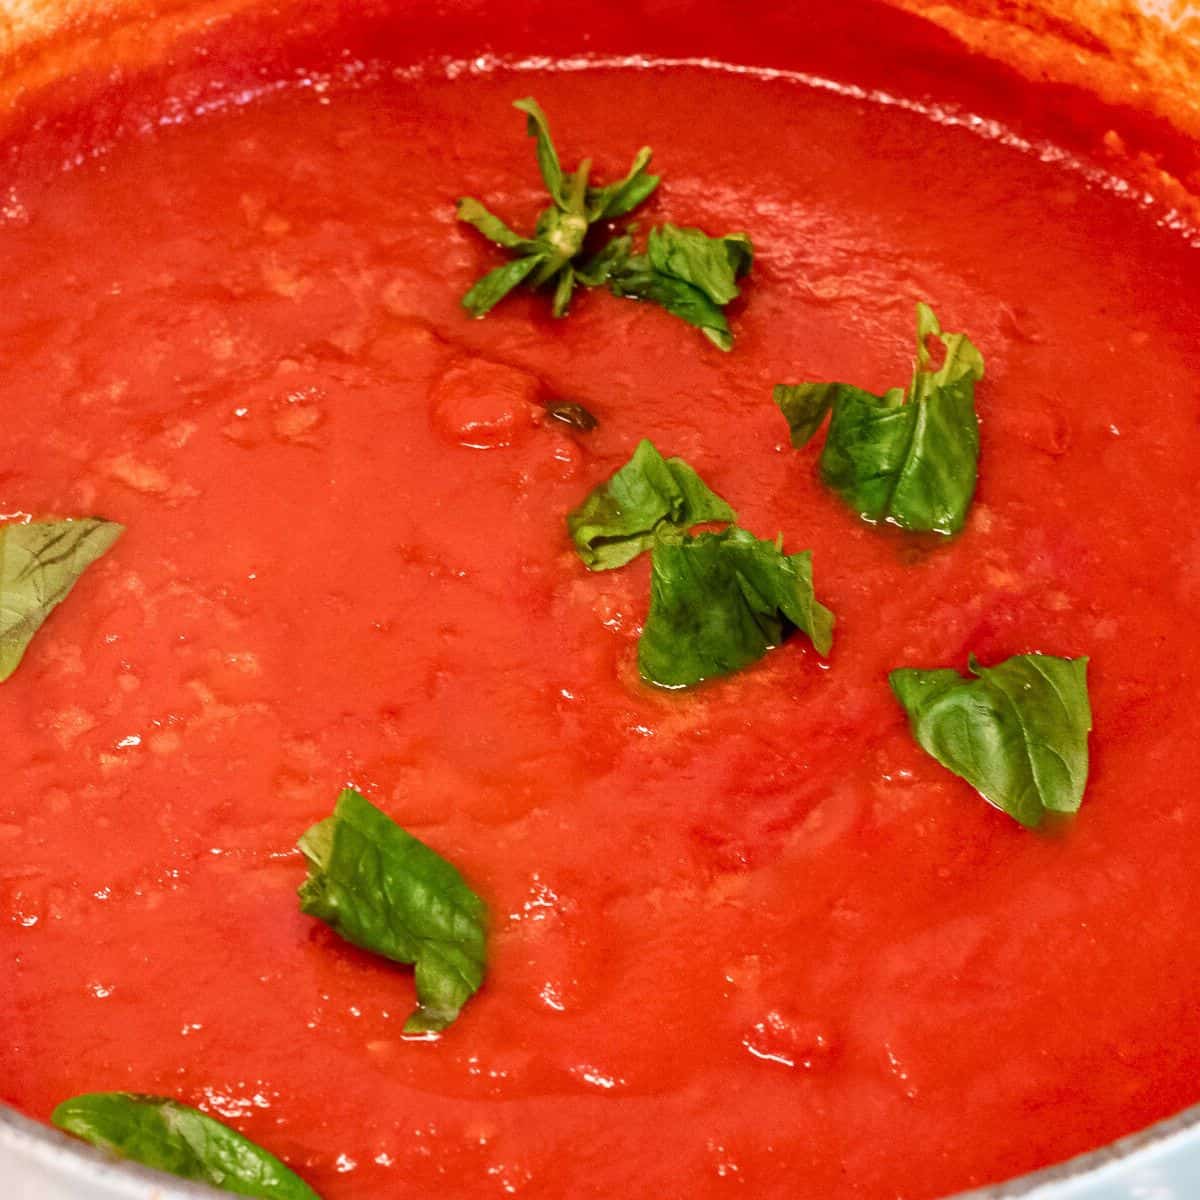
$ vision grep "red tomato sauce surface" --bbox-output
[2,7,1200,1199]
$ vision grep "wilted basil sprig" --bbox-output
[457,97,659,319]
[457,99,754,348]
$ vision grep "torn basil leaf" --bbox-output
[51,1093,321,1200]
[889,653,1091,828]
[609,226,754,351]
[458,98,659,318]
[567,439,736,571]
[647,225,753,306]
[298,788,488,1035]
[639,527,834,689]
[0,518,124,682]
[609,259,735,351]
[567,447,832,685]
[774,303,984,534]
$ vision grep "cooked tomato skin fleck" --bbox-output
[1,6,1200,1199]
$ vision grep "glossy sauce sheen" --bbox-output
[2,39,1200,1200]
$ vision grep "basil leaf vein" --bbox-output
[298,788,488,1034]
[51,1093,321,1199]
[0,518,124,682]
[567,438,736,571]
[639,527,834,689]
[774,303,983,533]
[889,652,1092,827]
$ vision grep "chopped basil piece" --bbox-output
[298,788,488,1034]
[639,527,834,689]
[568,446,832,686]
[775,303,984,534]
[608,225,753,351]
[51,1093,321,1199]
[457,98,659,318]
[889,653,1092,828]
[647,225,753,307]
[0,518,124,682]
[567,439,736,571]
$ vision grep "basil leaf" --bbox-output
[608,226,753,351]
[298,788,488,1035]
[1,518,123,682]
[646,224,753,306]
[461,253,544,317]
[911,300,985,402]
[609,256,735,351]
[458,99,658,318]
[774,303,984,534]
[512,97,567,209]
[639,527,834,689]
[586,146,660,221]
[774,381,841,447]
[51,1093,321,1199]
[889,653,1091,828]
[551,263,577,318]
[567,439,736,571]
[455,197,538,253]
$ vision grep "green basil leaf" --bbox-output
[638,527,834,689]
[774,304,983,534]
[298,788,488,1034]
[646,224,753,306]
[455,197,538,253]
[889,653,1092,828]
[586,146,660,221]
[512,97,566,209]
[550,265,576,318]
[1,518,123,682]
[608,256,735,351]
[51,1094,321,1199]
[911,300,986,401]
[773,381,841,448]
[567,439,736,571]
[461,254,544,317]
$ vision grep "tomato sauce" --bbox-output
[2,4,1200,1197]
